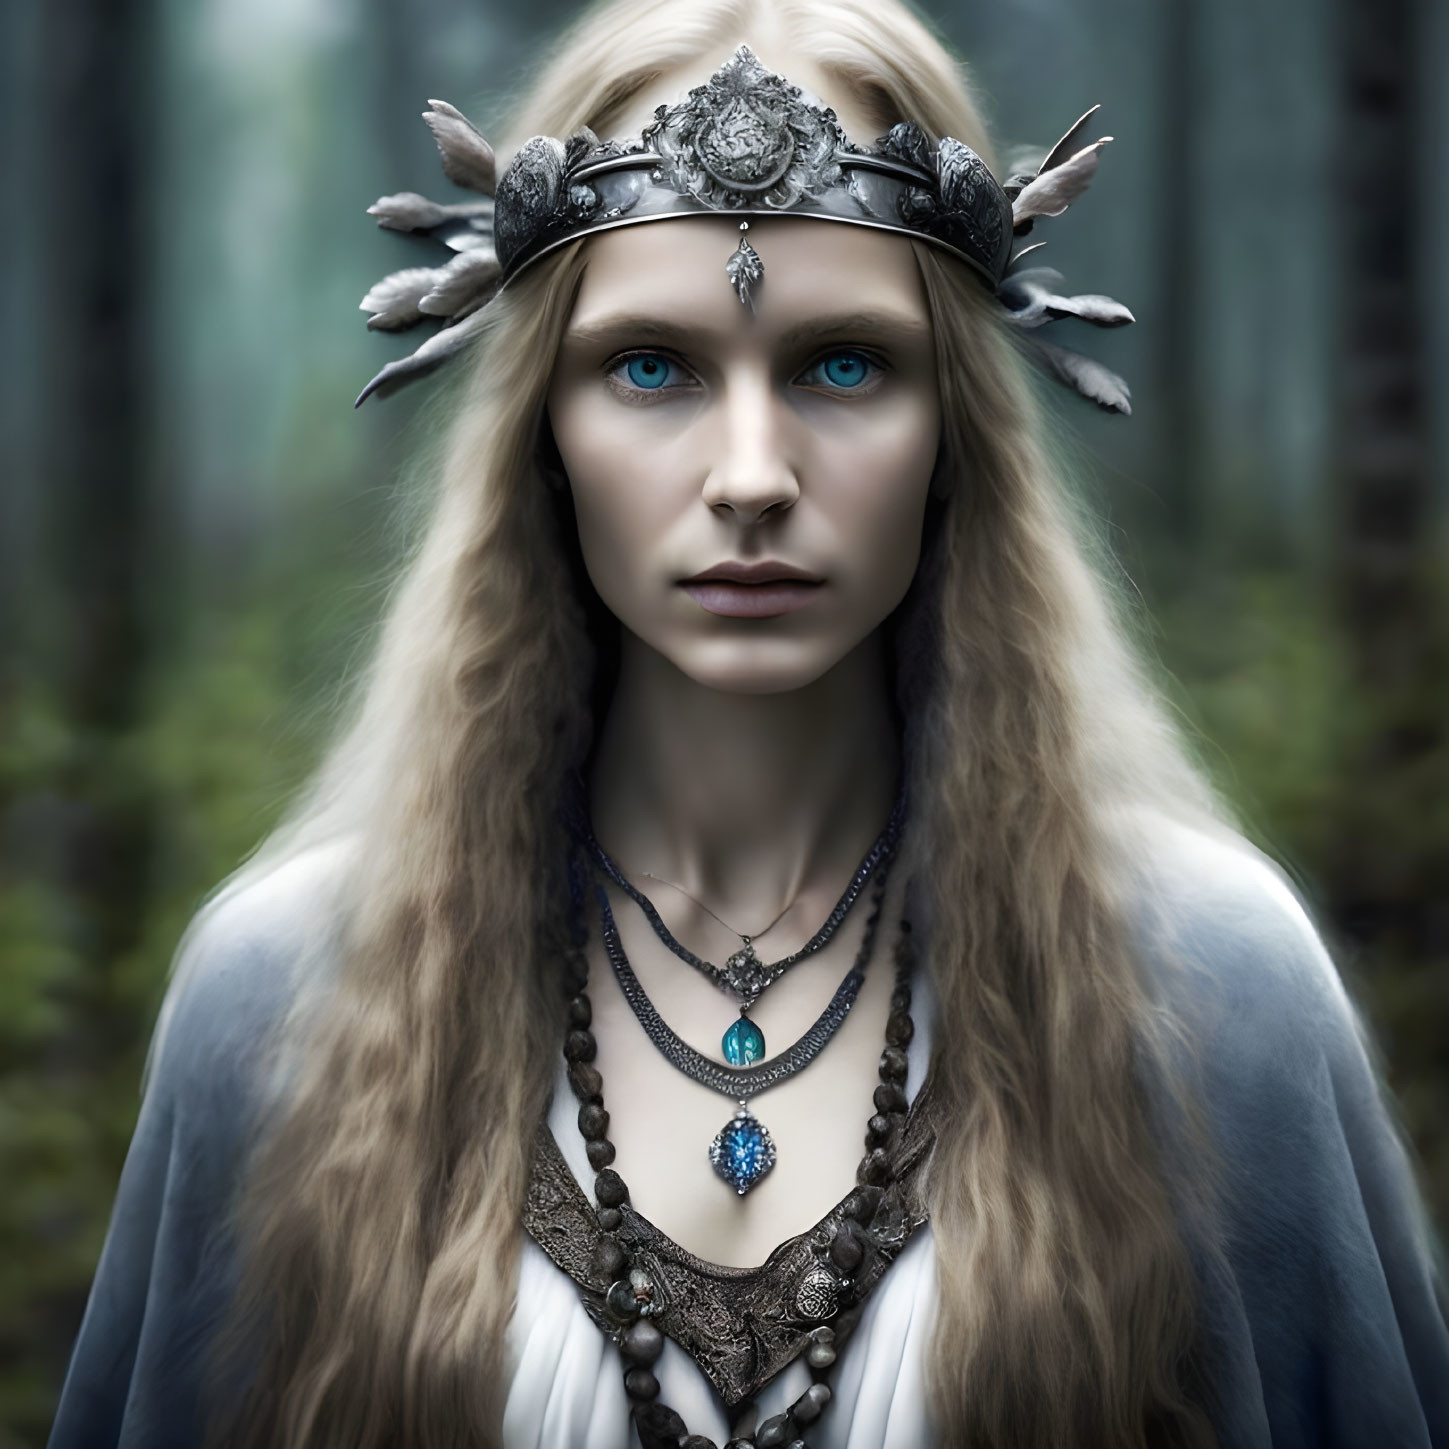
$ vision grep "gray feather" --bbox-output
[424,99,496,196]
[997,267,1134,328]
[1037,105,1103,176]
[360,267,446,331]
[355,305,493,407]
[438,214,496,252]
[417,249,501,319]
[1015,334,1132,414]
[367,191,493,233]
[1005,240,1049,273]
[1011,139,1111,227]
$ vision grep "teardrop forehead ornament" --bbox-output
[356,43,1136,415]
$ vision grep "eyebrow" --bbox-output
[560,308,932,352]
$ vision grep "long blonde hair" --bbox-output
[203,1,1233,1443]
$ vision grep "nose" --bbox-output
[699,369,800,523]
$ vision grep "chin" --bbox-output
[663,633,862,696]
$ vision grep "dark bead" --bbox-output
[885,1012,914,1047]
[844,1186,881,1222]
[791,1382,832,1424]
[879,1046,909,1083]
[596,1206,622,1231]
[634,1403,686,1448]
[578,1102,610,1141]
[586,1138,616,1170]
[568,1061,603,1102]
[682,1439,718,1449]
[622,1318,665,1365]
[591,1235,626,1279]
[806,1341,836,1368]
[623,1366,660,1402]
[567,994,592,1028]
[595,1168,628,1207]
[890,986,912,1012]
[829,1223,863,1274]
[564,1029,597,1063]
[873,1082,908,1115]
[562,955,588,995]
[858,1148,890,1186]
[756,1414,791,1448]
[864,1113,892,1148]
[606,1278,639,1320]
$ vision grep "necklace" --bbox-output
[596,866,889,1194]
[552,916,920,1448]
[639,870,795,946]
[586,784,906,1007]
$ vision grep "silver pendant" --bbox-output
[708,1101,777,1195]
[725,222,764,309]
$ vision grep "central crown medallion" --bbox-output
[697,100,796,191]
[647,45,843,210]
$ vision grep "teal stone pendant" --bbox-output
[709,1102,777,1195]
[722,1014,766,1066]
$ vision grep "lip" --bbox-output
[682,560,824,585]
[679,578,824,618]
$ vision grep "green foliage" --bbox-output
[0,488,389,1443]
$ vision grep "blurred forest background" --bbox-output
[1,0,1446,1441]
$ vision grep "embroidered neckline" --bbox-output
[522,1077,937,1408]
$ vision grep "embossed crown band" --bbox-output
[357,44,1136,414]
[493,45,1013,292]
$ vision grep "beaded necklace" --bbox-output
[551,915,921,1448]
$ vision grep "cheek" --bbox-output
[813,393,937,600]
[548,389,684,608]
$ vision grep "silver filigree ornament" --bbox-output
[725,222,765,309]
[356,48,1137,415]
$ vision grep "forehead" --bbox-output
[565,216,931,340]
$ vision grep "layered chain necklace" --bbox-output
[587,789,905,1194]
[585,788,904,1083]
[585,785,905,1011]
[595,866,890,1194]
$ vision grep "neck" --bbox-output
[587,631,901,922]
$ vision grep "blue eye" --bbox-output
[618,353,680,390]
[807,350,878,390]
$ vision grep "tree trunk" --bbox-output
[1331,0,1443,945]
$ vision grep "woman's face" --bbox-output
[545,213,941,695]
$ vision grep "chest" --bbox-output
[578,877,907,1268]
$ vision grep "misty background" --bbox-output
[2,0,1446,1440]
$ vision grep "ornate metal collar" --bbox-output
[522,1076,938,1410]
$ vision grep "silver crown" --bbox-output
[357,45,1134,414]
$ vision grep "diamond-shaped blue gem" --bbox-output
[708,1105,777,1195]
[721,1015,766,1066]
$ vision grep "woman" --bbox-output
[48,0,1449,1446]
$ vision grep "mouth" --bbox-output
[682,560,824,586]
[678,563,825,619]
[679,580,824,618]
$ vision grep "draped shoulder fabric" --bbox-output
[48,822,1449,1449]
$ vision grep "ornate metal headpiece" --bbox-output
[357,45,1134,413]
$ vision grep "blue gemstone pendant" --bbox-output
[721,1014,766,1066]
[709,1103,777,1195]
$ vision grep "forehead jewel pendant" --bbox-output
[725,221,764,310]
